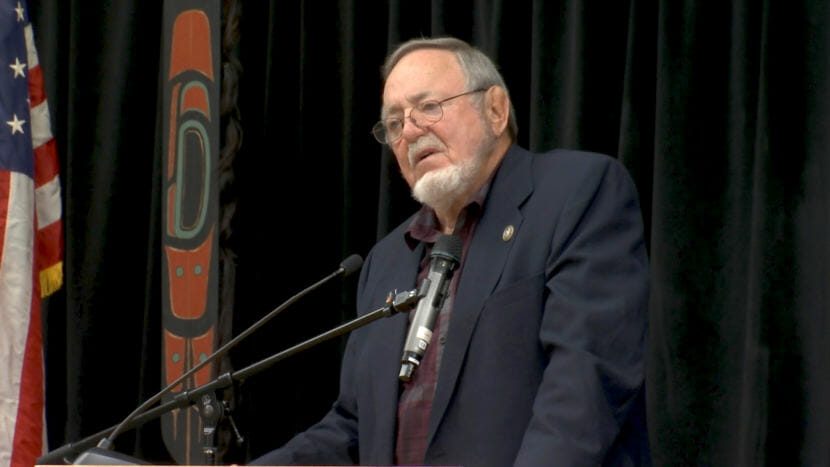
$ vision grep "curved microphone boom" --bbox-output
[95,254,363,453]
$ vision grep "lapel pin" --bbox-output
[502,225,515,242]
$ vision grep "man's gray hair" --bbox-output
[382,37,518,140]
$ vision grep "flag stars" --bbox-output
[6,114,26,135]
[9,58,26,78]
[14,1,24,22]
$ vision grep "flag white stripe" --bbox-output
[35,175,61,228]
[30,100,52,149]
[0,173,35,467]
[23,24,38,69]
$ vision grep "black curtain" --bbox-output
[30,0,830,465]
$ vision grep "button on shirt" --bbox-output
[394,183,489,465]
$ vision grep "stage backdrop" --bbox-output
[28,0,830,465]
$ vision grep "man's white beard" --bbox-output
[412,163,468,213]
[410,130,495,213]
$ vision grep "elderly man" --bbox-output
[254,37,649,466]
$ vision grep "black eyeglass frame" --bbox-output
[371,88,488,145]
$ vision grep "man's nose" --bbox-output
[400,113,428,141]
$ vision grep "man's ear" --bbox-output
[484,86,510,136]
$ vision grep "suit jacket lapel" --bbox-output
[427,146,534,446]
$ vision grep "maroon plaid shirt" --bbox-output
[394,184,489,465]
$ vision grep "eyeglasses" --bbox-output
[371,88,487,145]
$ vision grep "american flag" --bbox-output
[0,1,63,466]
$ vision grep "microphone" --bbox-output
[339,254,364,277]
[399,234,462,382]
[90,254,363,456]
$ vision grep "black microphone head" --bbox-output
[340,254,364,277]
[432,234,463,264]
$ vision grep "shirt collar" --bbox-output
[404,175,493,250]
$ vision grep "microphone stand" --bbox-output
[37,288,422,465]
[39,256,362,465]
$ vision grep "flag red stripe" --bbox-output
[27,64,45,108]
[36,219,62,270]
[0,171,10,269]
[33,139,59,187]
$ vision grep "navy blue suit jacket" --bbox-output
[253,145,650,466]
